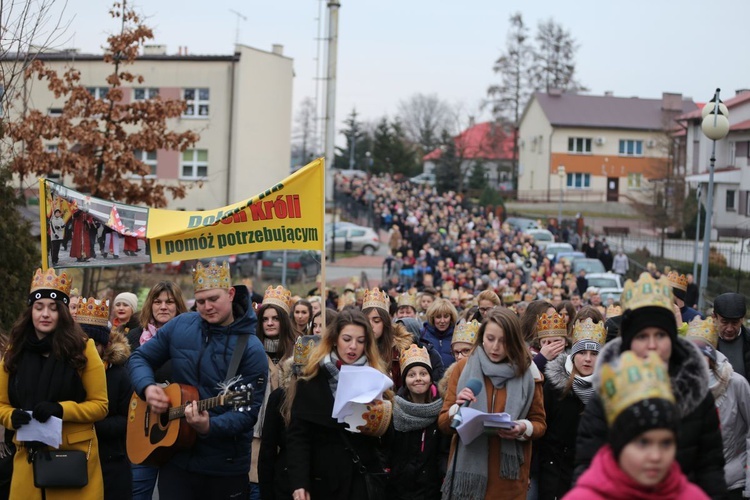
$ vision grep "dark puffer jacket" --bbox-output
[573,337,726,499]
[128,285,268,476]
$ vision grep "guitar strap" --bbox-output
[226,334,250,381]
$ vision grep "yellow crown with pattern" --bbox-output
[76,298,110,327]
[362,287,390,312]
[536,311,568,339]
[293,335,321,367]
[667,271,688,292]
[683,316,718,348]
[600,351,675,425]
[502,291,517,304]
[621,272,674,314]
[605,304,622,318]
[192,260,231,292]
[397,292,417,309]
[572,318,607,346]
[452,320,480,346]
[262,285,292,315]
[29,268,73,304]
[399,343,432,375]
[352,399,392,437]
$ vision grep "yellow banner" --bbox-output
[147,158,325,262]
[38,158,325,269]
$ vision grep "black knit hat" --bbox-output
[80,323,110,347]
[610,398,679,458]
[620,306,677,351]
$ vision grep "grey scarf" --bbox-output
[393,395,443,432]
[442,347,535,499]
[565,355,595,405]
[320,351,368,395]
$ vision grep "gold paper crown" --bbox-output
[621,272,674,314]
[397,293,417,309]
[502,291,517,304]
[362,288,390,312]
[355,288,366,301]
[355,399,392,437]
[192,260,231,292]
[76,298,110,327]
[667,271,688,292]
[572,318,607,346]
[536,311,568,339]
[29,268,73,302]
[262,285,292,315]
[452,320,480,346]
[399,343,431,374]
[70,288,80,297]
[293,335,321,366]
[683,316,718,348]
[600,351,675,425]
[606,304,622,318]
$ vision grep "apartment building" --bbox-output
[2,43,293,211]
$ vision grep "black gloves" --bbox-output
[32,402,63,423]
[11,409,31,429]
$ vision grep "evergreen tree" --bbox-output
[530,19,585,92]
[0,166,40,329]
[335,108,369,170]
[468,161,487,190]
[435,130,460,194]
[371,118,419,177]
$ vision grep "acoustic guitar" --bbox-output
[126,382,254,466]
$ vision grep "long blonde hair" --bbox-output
[301,309,387,380]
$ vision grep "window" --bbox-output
[134,149,157,177]
[568,137,592,154]
[618,140,643,156]
[48,108,63,116]
[627,173,643,189]
[181,149,208,179]
[183,88,209,117]
[726,190,736,211]
[87,87,109,100]
[566,173,590,189]
[133,88,159,101]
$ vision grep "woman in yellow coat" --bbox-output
[0,269,108,499]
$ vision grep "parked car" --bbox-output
[260,250,321,283]
[523,229,555,250]
[505,217,540,232]
[235,252,259,277]
[572,258,607,275]
[555,251,586,265]
[585,272,623,291]
[326,225,381,255]
[409,172,436,186]
[545,243,574,262]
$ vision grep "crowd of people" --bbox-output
[0,172,747,499]
[0,253,748,499]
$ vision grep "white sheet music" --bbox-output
[16,413,63,448]
[332,365,393,422]
[456,408,514,444]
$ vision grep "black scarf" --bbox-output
[8,333,86,411]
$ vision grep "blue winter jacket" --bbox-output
[420,322,455,368]
[128,285,268,476]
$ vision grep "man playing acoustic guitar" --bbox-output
[129,260,268,499]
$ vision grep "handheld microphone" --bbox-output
[450,378,483,429]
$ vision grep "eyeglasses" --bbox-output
[452,348,472,359]
[478,307,493,314]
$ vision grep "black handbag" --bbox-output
[339,431,389,500]
[31,436,91,489]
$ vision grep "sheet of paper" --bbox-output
[456,408,513,444]
[332,365,393,421]
[16,413,63,448]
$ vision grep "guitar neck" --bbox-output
[167,394,225,421]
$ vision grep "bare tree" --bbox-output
[529,19,585,92]
[487,12,532,193]
[396,93,452,156]
[292,96,319,165]
[0,0,72,117]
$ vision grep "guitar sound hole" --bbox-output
[159,412,169,427]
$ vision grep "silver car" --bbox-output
[326,225,381,255]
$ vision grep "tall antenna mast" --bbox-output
[229,9,247,45]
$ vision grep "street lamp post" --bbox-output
[692,186,701,280]
[557,165,566,233]
[698,88,730,312]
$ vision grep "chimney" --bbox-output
[548,88,563,97]
[604,91,613,97]
[468,116,475,127]
[143,44,167,56]
[661,92,682,112]
[272,44,284,55]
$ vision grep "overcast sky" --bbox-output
[47,0,749,133]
